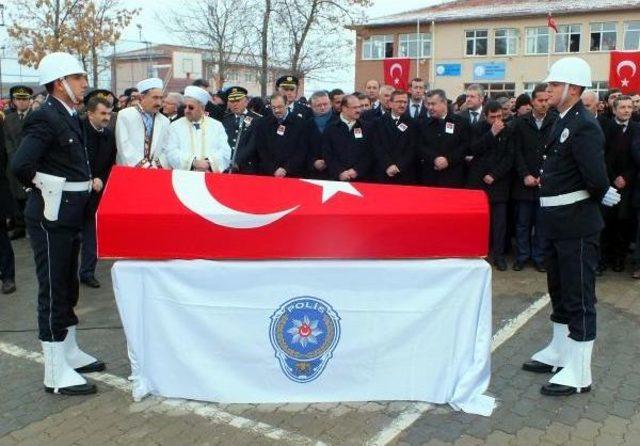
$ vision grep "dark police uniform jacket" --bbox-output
[82,118,116,215]
[222,110,262,173]
[0,123,15,219]
[510,111,556,201]
[416,113,470,187]
[371,113,417,184]
[322,118,373,181]
[466,120,514,203]
[11,97,91,229]
[539,101,610,239]
[303,115,338,180]
[254,112,306,177]
[603,120,639,218]
[289,101,313,121]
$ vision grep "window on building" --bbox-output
[494,28,519,56]
[525,27,549,54]
[590,22,617,51]
[398,33,432,58]
[554,24,581,53]
[624,21,640,50]
[523,82,538,96]
[244,71,253,82]
[591,81,609,100]
[182,59,194,74]
[362,35,394,60]
[464,82,515,99]
[465,29,488,56]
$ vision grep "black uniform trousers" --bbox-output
[0,219,15,282]
[490,202,508,261]
[27,218,81,341]
[79,211,97,280]
[545,232,598,342]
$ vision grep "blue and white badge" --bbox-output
[560,128,570,143]
[269,296,341,383]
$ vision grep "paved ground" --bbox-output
[0,238,639,446]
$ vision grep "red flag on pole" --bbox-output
[609,51,640,94]
[383,58,411,90]
[547,13,558,33]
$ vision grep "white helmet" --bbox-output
[38,52,86,86]
[544,57,592,87]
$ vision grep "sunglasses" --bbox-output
[185,104,197,110]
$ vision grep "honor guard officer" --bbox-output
[11,52,106,396]
[276,75,313,121]
[522,57,620,396]
[222,86,262,173]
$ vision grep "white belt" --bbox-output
[63,180,92,192]
[540,190,590,207]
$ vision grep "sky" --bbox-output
[0,0,446,94]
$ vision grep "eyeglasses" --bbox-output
[185,105,197,110]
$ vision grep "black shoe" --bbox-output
[8,228,26,240]
[522,360,562,374]
[45,383,97,396]
[534,262,547,273]
[75,360,106,374]
[494,258,508,271]
[81,277,101,288]
[540,383,591,396]
[1,279,16,294]
[512,261,525,271]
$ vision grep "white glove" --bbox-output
[601,187,621,207]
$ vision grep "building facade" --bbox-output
[352,0,640,98]
[111,44,297,97]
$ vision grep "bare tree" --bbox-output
[259,0,272,98]
[163,0,253,89]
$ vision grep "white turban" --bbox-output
[137,77,163,94]
[184,86,210,107]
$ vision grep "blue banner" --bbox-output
[473,62,506,81]
[435,63,462,77]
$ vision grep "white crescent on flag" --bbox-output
[172,170,299,229]
[390,63,403,79]
[617,60,637,78]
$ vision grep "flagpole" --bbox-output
[416,18,421,78]
[431,20,436,89]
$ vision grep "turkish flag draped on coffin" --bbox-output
[609,51,640,94]
[96,167,489,260]
[383,58,411,90]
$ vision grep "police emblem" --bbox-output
[560,128,570,143]
[269,296,341,383]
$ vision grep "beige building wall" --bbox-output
[355,10,640,97]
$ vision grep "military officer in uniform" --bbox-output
[276,75,313,121]
[4,85,34,240]
[522,57,620,396]
[11,52,105,396]
[222,87,262,173]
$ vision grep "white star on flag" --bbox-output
[622,78,630,87]
[301,179,363,203]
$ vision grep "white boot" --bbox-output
[531,322,569,369]
[64,326,98,369]
[42,341,88,392]
[549,338,593,390]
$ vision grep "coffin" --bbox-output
[97,167,489,259]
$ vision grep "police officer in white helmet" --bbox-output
[521,57,620,396]
[11,52,105,396]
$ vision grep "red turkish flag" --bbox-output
[97,167,489,260]
[609,51,640,94]
[383,58,410,90]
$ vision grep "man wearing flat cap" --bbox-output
[4,85,34,240]
[222,86,262,173]
[115,78,170,168]
[276,75,313,121]
[164,86,231,172]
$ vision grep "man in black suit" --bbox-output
[600,95,639,272]
[329,89,345,117]
[416,89,470,188]
[511,84,556,272]
[459,84,486,127]
[323,95,373,182]
[11,52,105,396]
[404,78,428,121]
[632,116,640,279]
[360,85,393,123]
[521,57,618,397]
[304,90,337,180]
[79,94,116,288]
[371,89,417,184]
[253,93,306,177]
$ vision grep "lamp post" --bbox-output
[0,3,5,98]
